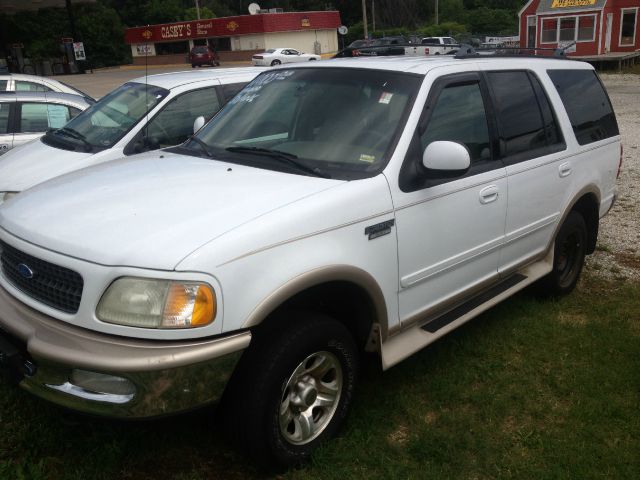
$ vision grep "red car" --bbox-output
[189,46,219,68]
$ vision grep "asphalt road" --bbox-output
[48,63,252,98]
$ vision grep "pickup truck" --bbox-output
[417,36,458,55]
[334,36,459,58]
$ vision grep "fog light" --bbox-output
[71,369,136,396]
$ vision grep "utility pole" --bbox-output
[362,0,368,39]
[372,0,375,32]
[435,0,439,25]
[195,0,201,19]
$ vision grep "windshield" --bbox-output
[43,82,169,152]
[182,68,420,180]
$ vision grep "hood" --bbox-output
[0,139,95,192]
[0,151,342,270]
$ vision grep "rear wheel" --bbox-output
[223,312,358,468]
[271,59,281,66]
[537,211,587,296]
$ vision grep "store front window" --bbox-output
[620,9,638,46]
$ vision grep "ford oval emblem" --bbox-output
[17,263,34,279]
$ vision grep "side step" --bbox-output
[421,274,527,333]
[380,254,553,370]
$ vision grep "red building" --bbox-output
[124,11,341,65]
[519,0,639,56]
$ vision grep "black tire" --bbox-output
[537,211,587,296]
[223,312,359,469]
[271,59,281,66]
[308,58,317,61]
[191,64,196,68]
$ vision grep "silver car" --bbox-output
[0,73,94,101]
[0,91,93,155]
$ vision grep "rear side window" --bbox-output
[547,69,618,145]
[15,81,51,92]
[0,80,7,91]
[487,71,548,160]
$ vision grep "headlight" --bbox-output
[0,192,19,204]
[96,277,216,329]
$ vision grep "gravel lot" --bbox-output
[586,74,640,281]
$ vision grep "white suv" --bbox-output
[0,57,621,467]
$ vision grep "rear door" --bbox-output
[483,69,568,274]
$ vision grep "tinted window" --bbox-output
[15,81,50,92]
[528,73,563,147]
[547,69,618,145]
[0,80,7,91]
[488,71,547,159]
[421,82,491,163]
[145,87,220,148]
[0,103,9,133]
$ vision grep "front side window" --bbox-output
[548,69,618,145]
[620,9,638,46]
[488,71,547,160]
[43,82,168,152]
[19,103,72,132]
[144,87,220,148]
[221,82,248,102]
[185,68,421,180]
[420,82,491,163]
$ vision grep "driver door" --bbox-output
[391,72,507,326]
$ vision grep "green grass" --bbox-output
[1,275,639,480]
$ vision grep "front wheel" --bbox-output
[224,312,358,468]
[537,211,587,296]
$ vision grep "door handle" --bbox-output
[479,185,499,204]
[559,162,572,178]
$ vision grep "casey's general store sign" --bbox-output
[125,18,253,43]
[551,0,597,7]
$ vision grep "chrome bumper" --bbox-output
[0,284,250,418]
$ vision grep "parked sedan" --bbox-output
[252,48,320,66]
[0,91,92,156]
[0,68,262,203]
[0,73,94,101]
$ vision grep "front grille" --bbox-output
[0,240,83,314]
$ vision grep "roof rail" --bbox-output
[454,43,575,59]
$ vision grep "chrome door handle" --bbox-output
[479,185,499,204]
[559,162,572,178]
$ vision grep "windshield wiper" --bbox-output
[225,146,330,178]
[187,136,214,158]
[56,127,93,151]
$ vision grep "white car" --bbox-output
[0,73,94,102]
[0,57,620,467]
[0,67,262,204]
[252,48,320,66]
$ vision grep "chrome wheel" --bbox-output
[279,351,343,445]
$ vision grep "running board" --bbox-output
[381,254,553,370]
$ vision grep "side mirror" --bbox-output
[422,141,471,175]
[193,116,206,134]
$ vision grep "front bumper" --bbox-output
[0,284,250,418]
